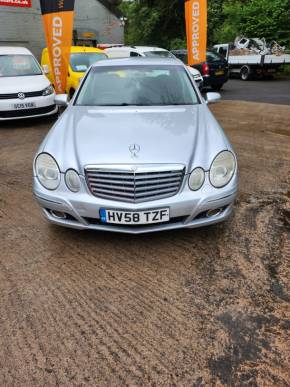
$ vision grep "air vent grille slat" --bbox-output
[0,90,44,100]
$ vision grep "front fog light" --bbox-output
[35,153,60,190]
[210,151,236,188]
[188,167,205,191]
[65,169,81,192]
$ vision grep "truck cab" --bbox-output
[214,44,230,59]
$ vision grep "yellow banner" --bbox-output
[185,0,207,65]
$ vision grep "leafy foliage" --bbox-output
[120,0,290,48]
[216,0,290,45]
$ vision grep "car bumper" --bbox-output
[33,173,238,234]
[203,74,229,87]
[0,95,57,120]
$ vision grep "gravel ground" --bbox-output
[0,101,289,386]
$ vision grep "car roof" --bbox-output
[0,46,33,55]
[42,46,105,54]
[172,48,215,55]
[91,57,183,68]
[105,46,169,52]
[171,49,187,54]
[70,46,105,54]
[133,46,169,52]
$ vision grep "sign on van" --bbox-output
[0,0,31,7]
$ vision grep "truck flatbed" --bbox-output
[229,54,290,66]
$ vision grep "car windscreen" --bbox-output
[70,53,107,72]
[0,55,42,77]
[143,51,175,58]
[75,65,199,106]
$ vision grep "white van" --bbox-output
[104,46,176,59]
[0,47,57,120]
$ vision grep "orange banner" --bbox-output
[40,1,75,94]
[185,0,207,65]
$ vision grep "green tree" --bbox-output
[120,0,185,49]
[215,0,290,45]
[120,0,290,48]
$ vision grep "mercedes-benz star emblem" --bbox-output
[129,144,140,158]
[18,92,25,100]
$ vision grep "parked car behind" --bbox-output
[41,46,107,99]
[0,46,57,120]
[171,49,229,91]
[33,58,238,234]
[186,66,204,90]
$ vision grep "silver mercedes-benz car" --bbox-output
[33,58,238,234]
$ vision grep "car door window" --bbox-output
[130,52,141,57]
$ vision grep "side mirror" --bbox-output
[206,92,221,104]
[42,64,49,74]
[55,94,68,107]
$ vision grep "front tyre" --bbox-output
[240,66,251,81]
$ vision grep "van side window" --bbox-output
[130,52,141,57]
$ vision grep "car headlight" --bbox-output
[35,153,60,190]
[42,85,54,96]
[210,151,236,188]
[188,167,205,191]
[65,169,81,192]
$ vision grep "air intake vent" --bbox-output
[85,165,185,203]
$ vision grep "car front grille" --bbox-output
[85,165,185,203]
[0,105,56,118]
[0,91,44,100]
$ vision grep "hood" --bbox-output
[0,75,49,93]
[41,104,230,175]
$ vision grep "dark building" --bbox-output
[0,0,124,59]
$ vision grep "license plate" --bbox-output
[100,208,170,225]
[215,70,224,76]
[13,102,36,109]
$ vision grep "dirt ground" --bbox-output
[0,101,289,387]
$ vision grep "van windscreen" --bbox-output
[0,55,42,77]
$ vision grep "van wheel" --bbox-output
[240,66,251,81]
[69,89,75,100]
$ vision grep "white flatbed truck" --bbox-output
[214,43,290,80]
